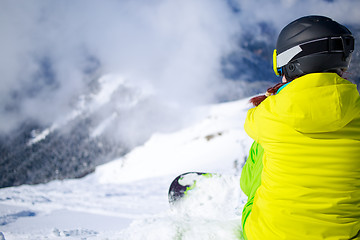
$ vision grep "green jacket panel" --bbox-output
[240,141,264,236]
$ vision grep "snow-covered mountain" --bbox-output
[0,98,253,239]
[0,24,277,188]
[1,0,360,188]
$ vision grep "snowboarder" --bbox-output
[241,15,360,239]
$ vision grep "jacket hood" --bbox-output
[271,73,360,133]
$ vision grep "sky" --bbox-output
[1,0,360,137]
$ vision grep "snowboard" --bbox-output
[168,172,215,205]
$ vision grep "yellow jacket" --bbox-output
[244,73,360,239]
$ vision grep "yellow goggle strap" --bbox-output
[273,49,280,76]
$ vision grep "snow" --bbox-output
[27,74,129,145]
[0,98,253,240]
[90,112,118,138]
[28,128,52,146]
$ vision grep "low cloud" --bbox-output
[0,0,359,144]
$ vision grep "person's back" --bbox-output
[242,16,360,239]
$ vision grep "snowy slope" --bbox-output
[0,98,253,240]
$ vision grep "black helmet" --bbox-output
[273,15,355,80]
